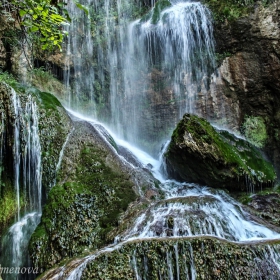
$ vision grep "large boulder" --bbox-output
[164,114,276,191]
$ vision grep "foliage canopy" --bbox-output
[0,0,71,51]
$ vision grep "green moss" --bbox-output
[204,0,276,22]
[203,0,254,21]
[0,72,25,92]
[81,237,280,279]
[30,144,137,270]
[242,116,268,148]
[32,90,62,110]
[0,189,25,229]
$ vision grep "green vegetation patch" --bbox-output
[204,0,253,21]
[34,90,63,111]
[242,116,267,148]
[0,188,25,233]
[29,145,136,271]
[203,0,276,22]
[0,72,25,92]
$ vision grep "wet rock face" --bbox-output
[81,237,280,279]
[210,1,280,174]
[0,40,7,69]
[164,114,276,191]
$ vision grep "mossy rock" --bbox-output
[80,237,280,279]
[165,114,276,192]
[29,120,138,271]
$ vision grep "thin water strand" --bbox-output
[11,88,22,221]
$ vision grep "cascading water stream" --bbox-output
[11,89,21,221]
[0,90,43,280]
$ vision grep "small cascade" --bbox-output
[22,95,42,213]
[119,184,280,241]
[1,213,41,280]
[54,127,75,186]
[11,89,22,221]
[0,89,42,280]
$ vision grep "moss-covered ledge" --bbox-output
[165,114,276,192]
[81,236,280,279]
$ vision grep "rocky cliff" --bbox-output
[204,0,280,175]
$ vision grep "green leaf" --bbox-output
[30,26,39,32]
[19,9,27,17]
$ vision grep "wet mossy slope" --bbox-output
[29,120,138,270]
[0,82,72,236]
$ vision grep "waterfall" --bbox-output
[64,0,215,154]
[0,89,42,280]
[22,96,42,214]
[3,0,277,279]
[47,2,280,276]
